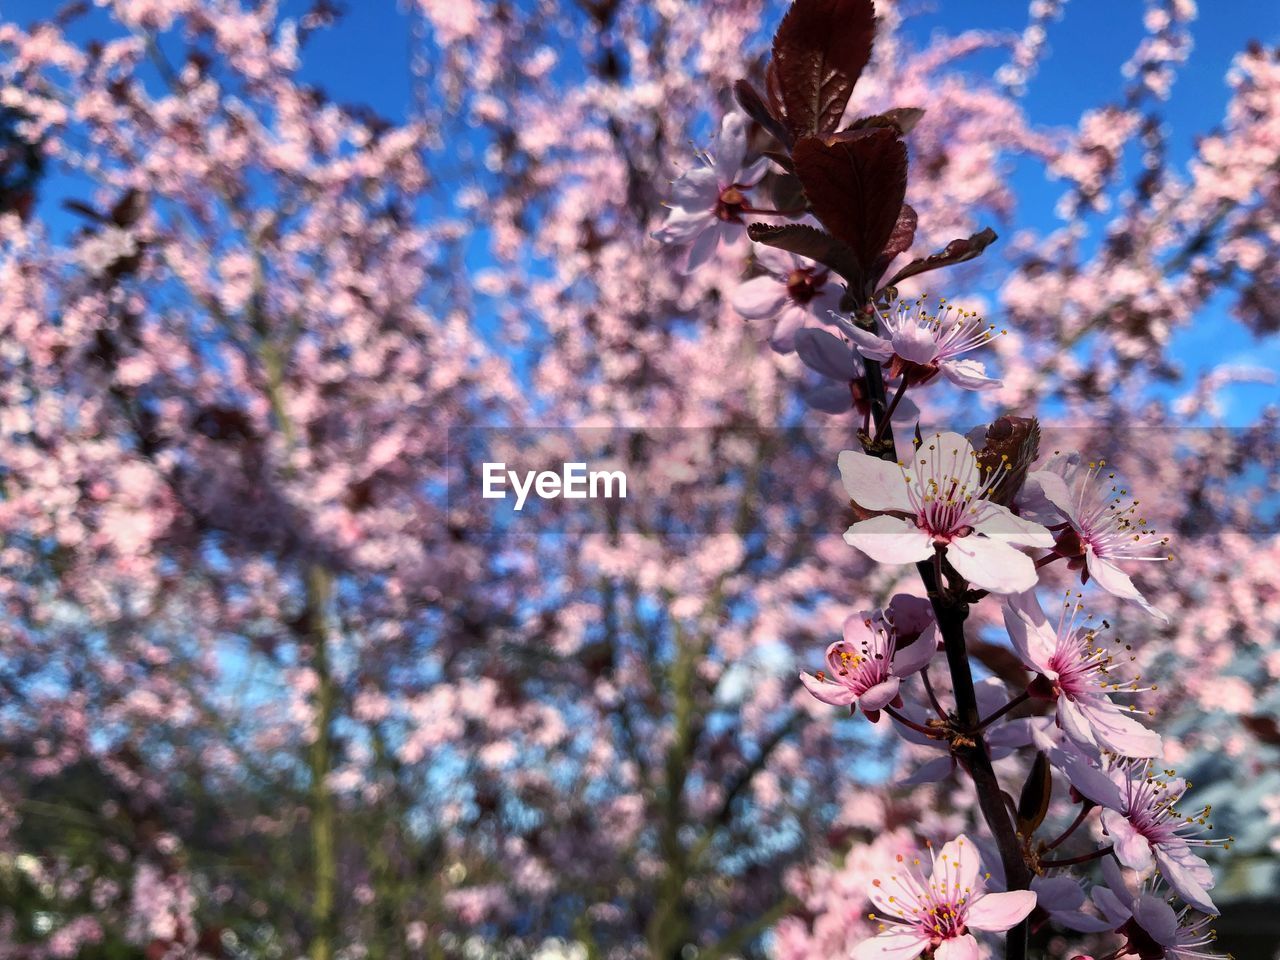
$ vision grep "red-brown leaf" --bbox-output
[771,0,876,138]
[792,127,907,291]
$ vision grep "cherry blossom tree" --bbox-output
[0,0,1276,958]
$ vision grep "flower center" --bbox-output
[715,184,748,222]
[925,904,967,942]
[786,267,826,304]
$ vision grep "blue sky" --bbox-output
[8,0,1278,419]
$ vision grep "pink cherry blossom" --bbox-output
[1099,760,1222,914]
[1003,591,1162,758]
[1025,453,1170,621]
[651,111,770,274]
[855,835,1037,960]
[839,432,1053,593]
[1029,876,1113,933]
[800,609,938,721]
[732,243,843,353]
[1093,858,1226,960]
[839,297,1003,391]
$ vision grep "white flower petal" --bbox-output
[940,358,1001,390]
[971,501,1055,548]
[890,621,938,676]
[713,112,748,184]
[933,934,980,960]
[935,834,981,895]
[1075,697,1162,758]
[1086,553,1169,623]
[847,324,895,361]
[669,167,719,210]
[837,450,915,514]
[1154,845,1217,914]
[799,672,857,706]
[731,275,788,319]
[844,516,934,565]
[945,535,1038,594]
[966,890,1038,933]
[851,930,930,960]
[1102,809,1155,873]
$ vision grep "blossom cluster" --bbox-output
[658,1,1233,957]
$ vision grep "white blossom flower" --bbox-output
[839,432,1053,594]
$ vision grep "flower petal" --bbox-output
[945,535,1038,594]
[891,621,938,676]
[971,501,1055,548]
[940,358,1001,390]
[652,208,712,245]
[1154,845,1217,914]
[799,672,857,707]
[795,327,859,380]
[933,934,980,960]
[713,112,748,184]
[860,676,902,712]
[1002,595,1056,672]
[934,835,981,896]
[966,890,1038,933]
[844,516,935,565]
[851,930,930,960]
[754,241,800,277]
[1031,875,1086,911]
[898,755,955,786]
[803,380,854,414]
[1101,809,1155,873]
[669,167,719,210]
[838,450,915,514]
[846,324,895,361]
[1026,467,1078,524]
[1074,697,1162,758]
[1086,553,1169,623]
[680,220,725,274]
[731,275,788,320]
[1132,895,1180,947]
[769,304,809,353]
[1050,743,1124,810]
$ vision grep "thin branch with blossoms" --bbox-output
[657,1,1232,958]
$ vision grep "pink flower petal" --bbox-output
[846,324,895,361]
[890,621,938,676]
[940,357,1001,390]
[1101,809,1155,872]
[1002,597,1055,672]
[843,515,935,565]
[731,275,788,320]
[1074,698,1161,758]
[966,890,1038,933]
[799,672,857,707]
[680,220,724,274]
[713,112,748,183]
[1154,845,1217,914]
[754,241,800,277]
[859,676,901,712]
[669,167,719,210]
[769,304,809,353]
[898,755,955,786]
[1085,553,1168,623]
[935,834,981,895]
[1132,895,1180,947]
[933,934,980,960]
[851,930,931,960]
[945,535,1038,594]
[795,327,859,380]
[837,450,916,514]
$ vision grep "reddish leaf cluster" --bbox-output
[736,0,997,304]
